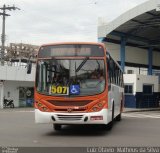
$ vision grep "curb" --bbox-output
[123,108,160,113]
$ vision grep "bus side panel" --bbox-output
[108,89,113,122]
[108,84,122,119]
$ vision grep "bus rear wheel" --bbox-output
[116,101,122,121]
[53,124,62,131]
[107,104,114,130]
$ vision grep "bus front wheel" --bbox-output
[53,124,62,131]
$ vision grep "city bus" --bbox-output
[33,42,124,130]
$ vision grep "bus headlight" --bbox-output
[35,101,50,112]
[42,107,47,111]
[97,103,103,107]
[38,103,42,107]
[89,100,107,112]
[92,107,98,111]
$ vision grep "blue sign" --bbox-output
[26,98,33,107]
[70,85,80,95]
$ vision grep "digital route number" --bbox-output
[51,86,68,95]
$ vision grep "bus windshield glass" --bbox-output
[36,59,106,96]
[38,44,104,57]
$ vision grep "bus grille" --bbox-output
[56,114,83,121]
[47,100,92,106]
[54,108,86,112]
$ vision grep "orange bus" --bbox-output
[34,42,124,130]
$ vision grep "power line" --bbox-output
[0,4,20,65]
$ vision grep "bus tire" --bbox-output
[116,113,121,121]
[116,101,122,121]
[53,124,62,131]
[107,104,114,130]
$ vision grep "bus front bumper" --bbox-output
[35,109,109,125]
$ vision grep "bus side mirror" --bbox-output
[27,61,32,74]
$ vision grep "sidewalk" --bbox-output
[0,107,34,112]
[123,107,160,113]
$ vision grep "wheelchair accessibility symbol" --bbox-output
[70,85,80,95]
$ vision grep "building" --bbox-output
[98,0,160,108]
[0,43,38,108]
[1,0,160,109]
[124,74,159,108]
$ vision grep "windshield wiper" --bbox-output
[76,57,89,72]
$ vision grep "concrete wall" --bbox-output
[125,66,147,75]
[104,42,120,61]
[153,51,160,66]
[136,75,159,93]
[126,47,147,65]
[104,42,160,66]
[123,74,137,94]
[0,82,4,109]
[124,74,159,93]
[0,65,35,81]
[0,64,35,108]
[124,74,159,108]
[3,81,34,107]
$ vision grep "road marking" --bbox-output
[123,113,160,119]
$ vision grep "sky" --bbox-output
[0,0,147,46]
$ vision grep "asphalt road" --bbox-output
[0,109,160,148]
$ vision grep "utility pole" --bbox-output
[0,4,20,65]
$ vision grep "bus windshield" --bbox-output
[36,59,106,96]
